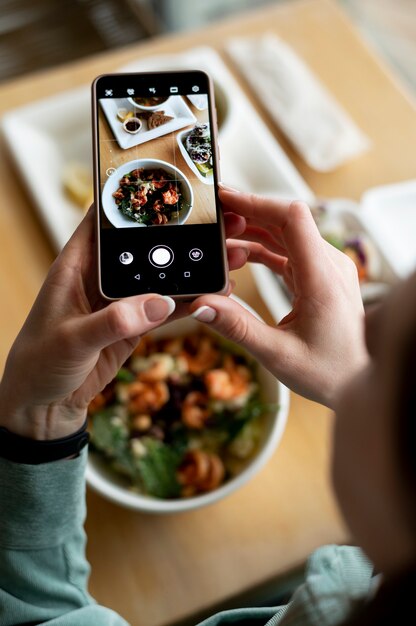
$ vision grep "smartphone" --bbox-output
[92,70,228,300]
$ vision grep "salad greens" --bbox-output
[89,331,274,500]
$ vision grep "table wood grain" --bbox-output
[0,1,415,625]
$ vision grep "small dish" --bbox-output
[177,126,214,185]
[122,116,142,134]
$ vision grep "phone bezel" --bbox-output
[91,70,229,302]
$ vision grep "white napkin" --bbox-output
[226,34,370,172]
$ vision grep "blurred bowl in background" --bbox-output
[86,295,290,513]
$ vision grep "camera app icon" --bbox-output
[119,251,133,265]
[189,248,203,261]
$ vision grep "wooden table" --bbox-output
[1,1,416,625]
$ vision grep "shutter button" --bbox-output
[149,245,174,268]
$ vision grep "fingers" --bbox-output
[223,212,246,238]
[227,239,288,275]
[219,188,294,225]
[227,245,250,271]
[220,189,326,291]
[234,224,287,256]
[189,294,281,368]
[63,294,176,355]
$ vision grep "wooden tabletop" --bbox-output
[1,1,416,625]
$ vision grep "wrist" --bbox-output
[324,351,370,411]
[0,383,86,440]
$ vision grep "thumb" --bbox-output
[190,295,282,370]
[64,295,176,355]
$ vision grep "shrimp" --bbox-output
[152,213,168,224]
[153,199,164,212]
[152,170,168,188]
[127,381,169,414]
[137,354,175,383]
[112,189,124,201]
[181,391,211,429]
[177,450,225,495]
[130,168,144,180]
[181,334,219,375]
[204,354,251,401]
[162,183,179,205]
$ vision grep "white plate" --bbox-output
[1,46,313,253]
[102,158,194,228]
[1,85,91,250]
[176,127,214,185]
[100,96,196,149]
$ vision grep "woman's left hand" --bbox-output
[0,208,179,440]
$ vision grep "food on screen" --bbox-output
[184,123,213,177]
[112,167,189,225]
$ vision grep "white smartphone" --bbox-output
[92,70,228,300]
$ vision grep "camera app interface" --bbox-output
[96,72,225,299]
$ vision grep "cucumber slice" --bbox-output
[195,162,213,176]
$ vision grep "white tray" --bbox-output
[100,95,196,149]
[176,127,214,185]
[1,46,313,253]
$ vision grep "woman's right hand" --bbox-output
[191,188,369,409]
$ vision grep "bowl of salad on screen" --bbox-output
[86,298,290,513]
[177,123,214,184]
[102,158,193,227]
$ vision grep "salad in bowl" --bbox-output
[86,301,289,513]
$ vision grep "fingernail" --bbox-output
[236,247,250,259]
[218,182,239,193]
[191,305,217,323]
[144,296,176,321]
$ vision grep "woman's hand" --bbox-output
[191,188,369,409]
[0,208,178,440]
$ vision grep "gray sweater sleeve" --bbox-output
[0,448,129,626]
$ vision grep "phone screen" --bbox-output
[93,71,227,300]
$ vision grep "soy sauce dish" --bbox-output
[86,299,289,513]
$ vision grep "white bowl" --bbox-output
[127,96,170,111]
[86,296,290,513]
[101,158,194,228]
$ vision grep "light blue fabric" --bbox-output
[0,449,374,626]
